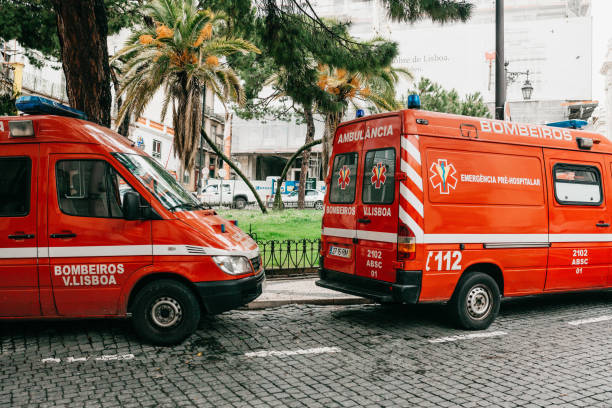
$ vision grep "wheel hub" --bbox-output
[150,297,182,328]
[466,285,492,320]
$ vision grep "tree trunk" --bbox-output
[273,139,322,211]
[297,106,315,209]
[51,0,112,127]
[109,66,130,137]
[201,127,268,214]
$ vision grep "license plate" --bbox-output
[329,246,351,258]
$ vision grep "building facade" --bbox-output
[231,0,596,180]
[601,38,612,138]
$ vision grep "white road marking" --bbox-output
[40,353,135,363]
[41,358,61,363]
[567,315,612,326]
[245,347,341,358]
[95,354,135,361]
[428,331,507,344]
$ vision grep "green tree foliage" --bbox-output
[408,77,491,118]
[115,0,259,172]
[0,0,145,66]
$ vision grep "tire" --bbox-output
[234,197,247,209]
[314,200,323,210]
[131,279,201,346]
[448,272,500,330]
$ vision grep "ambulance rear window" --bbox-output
[0,157,30,217]
[553,164,602,206]
[330,152,358,204]
[363,148,395,205]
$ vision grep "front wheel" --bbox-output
[314,200,323,210]
[131,279,201,345]
[234,197,247,209]
[448,272,500,330]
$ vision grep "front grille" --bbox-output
[250,256,261,271]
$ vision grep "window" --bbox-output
[329,152,358,204]
[56,160,136,218]
[363,148,395,205]
[152,139,162,159]
[0,157,30,217]
[554,164,602,206]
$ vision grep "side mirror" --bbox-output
[123,191,143,220]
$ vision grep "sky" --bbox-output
[591,0,612,104]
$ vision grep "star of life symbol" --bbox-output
[430,159,458,194]
[338,165,351,190]
[370,162,387,189]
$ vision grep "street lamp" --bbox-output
[505,63,534,101]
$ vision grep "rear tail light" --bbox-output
[398,223,416,260]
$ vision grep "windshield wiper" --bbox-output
[167,202,211,212]
[167,203,197,212]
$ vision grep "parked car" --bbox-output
[267,189,324,209]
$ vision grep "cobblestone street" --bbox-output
[1,291,611,407]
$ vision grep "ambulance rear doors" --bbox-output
[322,113,401,281]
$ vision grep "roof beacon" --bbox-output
[546,120,588,130]
[356,109,365,118]
[407,94,421,109]
[15,95,88,120]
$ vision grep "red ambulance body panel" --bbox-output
[318,108,612,329]
[0,115,263,344]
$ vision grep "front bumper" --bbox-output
[195,270,265,314]
[316,269,421,304]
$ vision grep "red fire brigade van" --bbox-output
[0,97,263,345]
[318,99,612,329]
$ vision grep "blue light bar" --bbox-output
[15,96,88,120]
[546,120,588,129]
[356,109,365,118]
[407,94,421,109]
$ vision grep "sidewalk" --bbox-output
[246,277,372,309]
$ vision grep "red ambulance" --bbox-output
[318,98,611,329]
[0,97,263,345]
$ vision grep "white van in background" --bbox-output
[200,179,270,209]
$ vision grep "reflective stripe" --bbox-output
[49,245,152,258]
[323,228,397,243]
[322,227,356,239]
[401,159,423,191]
[0,247,37,259]
[322,229,612,245]
[424,234,549,244]
[400,183,424,217]
[0,245,259,259]
[401,136,421,165]
[356,230,397,243]
[549,234,612,243]
[399,207,424,243]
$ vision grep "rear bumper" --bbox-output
[194,270,265,314]
[316,269,421,304]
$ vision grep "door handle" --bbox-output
[357,218,371,224]
[50,233,77,239]
[596,222,610,228]
[8,234,35,240]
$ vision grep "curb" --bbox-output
[245,297,373,310]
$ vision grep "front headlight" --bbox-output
[212,255,253,275]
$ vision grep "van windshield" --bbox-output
[113,153,202,212]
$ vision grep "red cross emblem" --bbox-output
[338,165,351,190]
[370,162,387,189]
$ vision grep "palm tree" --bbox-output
[316,63,411,178]
[114,0,259,175]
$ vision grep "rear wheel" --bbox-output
[449,272,500,330]
[314,200,323,210]
[131,279,201,345]
[234,197,247,209]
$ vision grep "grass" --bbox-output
[217,208,323,241]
